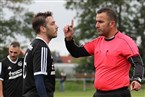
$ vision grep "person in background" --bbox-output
[0,41,24,97]
[23,11,58,97]
[59,71,66,92]
[63,7,144,97]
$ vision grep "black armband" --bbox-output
[128,55,144,81]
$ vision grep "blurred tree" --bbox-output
[65,0,145,77]
[0,0,34,58]
[75,56,94,74]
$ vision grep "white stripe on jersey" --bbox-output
[0,63,2,75]
[41,47,48,74]
[0,78,3,81]
[34,72,47,75]
[0,62,3,80]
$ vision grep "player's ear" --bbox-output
[40,25,46,32]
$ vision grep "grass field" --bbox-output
[54,80,145,97]
[55,90,145,97]
[55,90,95,97]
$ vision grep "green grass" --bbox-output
[55,89,145,97]
[55,90,95,97]
[54,80,145,97]
[131,84,145,97]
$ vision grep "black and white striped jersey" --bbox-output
[23,37,55,97]
[0,56,23,97]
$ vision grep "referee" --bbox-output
[63,7,144,97]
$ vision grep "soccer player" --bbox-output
[23,11,58,97]
[0,41,24,97]
[63,7,144,97]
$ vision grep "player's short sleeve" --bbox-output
[33,45,48,76]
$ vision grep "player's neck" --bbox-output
[36,34,51,44]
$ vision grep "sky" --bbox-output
[27,0,76,56]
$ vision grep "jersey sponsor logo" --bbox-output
[8,69,22,79]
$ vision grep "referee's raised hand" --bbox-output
[63,19,74,41]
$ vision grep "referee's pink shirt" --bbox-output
[84,32,139,91]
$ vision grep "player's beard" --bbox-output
[45,26,57,39]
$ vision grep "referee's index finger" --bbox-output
[70,19,74,27]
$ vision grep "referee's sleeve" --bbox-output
[128,55,144,79]
[65,38,90,57]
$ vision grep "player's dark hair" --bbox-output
[10,41,20,48]
[97,7,117,23]
[32,11,53,34]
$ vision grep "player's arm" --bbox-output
[33,45,49,97]
[0,80,4,97]
[19,48,25,56]
[128,55,144,90]
[34,75,48,97]
[65,38,90,58]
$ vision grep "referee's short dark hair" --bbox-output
[10,41,20,48]
[97,7,117,23]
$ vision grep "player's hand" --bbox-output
[130,81,141,91]
[63,19,74,41]
[19,49,25,55]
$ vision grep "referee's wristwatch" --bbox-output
[133,77,142,83]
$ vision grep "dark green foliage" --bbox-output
[75,56,95,74]
[0,0,34,58]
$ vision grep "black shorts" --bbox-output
[93,87,131,97]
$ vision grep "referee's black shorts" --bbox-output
[93,87,131,97]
